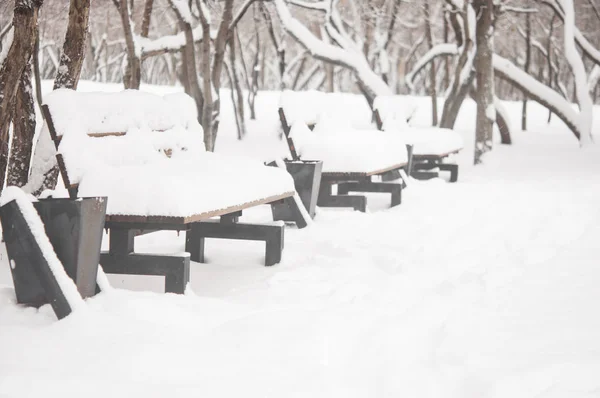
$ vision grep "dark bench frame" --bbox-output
[373,108,459,183]
[42,105,303,294]
[279,108,409,212]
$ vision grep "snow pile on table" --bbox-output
[43,90,295,218]
[290,122,408,173]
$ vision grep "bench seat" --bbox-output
[78,152,295,221]
[288,124,408,174]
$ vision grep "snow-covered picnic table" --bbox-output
[43,89,295,220]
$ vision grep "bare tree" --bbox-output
[0,0,42,194]
[54,0,91,89]
[7,62,36,187]
[473,0,495,164]
[112,0,142,89]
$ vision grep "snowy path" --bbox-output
[1,83,600,397]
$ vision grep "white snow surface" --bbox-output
[3,80,600,397]
[290,122,408,173]
[0,187,85,316]
[78,151,295,218]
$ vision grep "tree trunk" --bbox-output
[443,11,451,91]
[473,0,494,164]
[522,13,531,131]
[248,14,260,120]
[209,0,235,148]
[547,15,556,123]
[424,0,438,126]
[228,35,246,140]
[0,0,41,194]
[170,1,204,139]
[141,0,154,38]
[54,0,91,89]
[116,0,141,89]
[440,3,473,130]
[7,62,36,187]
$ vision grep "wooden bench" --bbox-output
[373,96,462,183]
[278,105,409,212]
[42,89,302,294]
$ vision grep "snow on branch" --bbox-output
[288,0,328,11]
[273,0,391,98]
[405,43,458,91]
[170,0,195,24]
[540,0,600,65]
[493,54,581,140]
[405,42,584,142]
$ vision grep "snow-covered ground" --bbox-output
[1,81,600,397]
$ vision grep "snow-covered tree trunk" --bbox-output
[473,0,495,164]
[0,0,41,194]
[53,0,90,90]
[559,0,593,145]
[7,62,36,187]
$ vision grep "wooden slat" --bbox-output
[104,191,296,225]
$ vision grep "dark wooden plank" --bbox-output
[278,107,299,161]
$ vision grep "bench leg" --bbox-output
[318,182,367,212]
[185,225,205,262]
[265,226,284,266]
[439,163,459,182]
[100,252,190,294]
[191,221,285,266]
[381,169,402,182]
[284,196,308,229]
[338,181,402,208]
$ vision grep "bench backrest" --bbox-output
[372,96,416,130]
[278,90,372,129]
[42,89,204,195]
